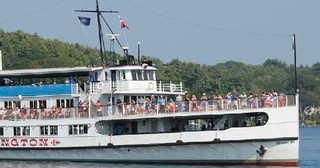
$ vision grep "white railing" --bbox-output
[0,95,295,121]
[90,81,183,93]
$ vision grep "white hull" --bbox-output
[0,139,298,166]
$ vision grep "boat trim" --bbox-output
[0,136,298,150]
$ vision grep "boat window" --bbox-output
[124,96,130,104]
[73,125,78,134]
[143,71,148,80]
[122,71,126,80]
[69,124,88,135]
[131,70,137,80]
[50,126,59,135]
[105,71,108,81]
[40,126,49,135]
[79,125,88,134]
[5,101,21,109]
[66,99,74,108]
[57,99,74,108]
[40,126,58,135]
[137,70,143,80]
[149,71,154,80]
[0,127,4,136]
[22,126,30,136]
[39,100,47,109]
[13,127,21,136]
[242,112,269,127]
[30,100,38,109]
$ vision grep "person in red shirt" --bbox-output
[96,100,102,116]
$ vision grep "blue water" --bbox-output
[0,127,318,168]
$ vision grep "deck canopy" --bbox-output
[0,67,103,78]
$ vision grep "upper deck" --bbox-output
[0,65,183,97]
[0,94,296,123]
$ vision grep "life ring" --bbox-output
[170,84,176,91]
[148,82,154,90]
[97,82,104,90]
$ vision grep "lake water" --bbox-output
[0,127,318,168]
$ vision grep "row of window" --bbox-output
[68,125,88,135]
[3,99,74,109]
[0,124,88,136]
[131,70,154,81]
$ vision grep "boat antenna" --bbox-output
[292,34,298,93]
[99,15,125,53]
[75,0,119,66]
[106,34,121,65]
[137,41,141,65]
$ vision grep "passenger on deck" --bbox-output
[0,107,5,120]
[130,99,136,114]
[167,99,176,113]
[239,92,247,109]
[145,97,151,113]
[176,94,183,112]
[106,102,113,116]
[231,88,239,109]
[20,105,28,119]
[191,95,198,112]
[51,106,60,119]
[225,93,232,110]
[271,89,278,107]
[201,124,207,131]
[158,95,166,113]
[217,94,223,110]
[65,78,70,84]
[151,95,157,112]
[138,96,145,113]
[200,93,208,111]
[184,92,190,112]
[117,99,124,115]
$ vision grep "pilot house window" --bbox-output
[137,70,143,80]
[143,71,148,80]
[149,71,154,80]
[131,70,137,80]
[122,71,126,80]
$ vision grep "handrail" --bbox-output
[0,95,295,121]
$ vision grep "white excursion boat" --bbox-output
[0,1,299,167]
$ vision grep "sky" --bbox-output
[0,0,319,66]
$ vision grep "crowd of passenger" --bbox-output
[0,88,288,120]
[0,105,74,120]
[89,88,288,117]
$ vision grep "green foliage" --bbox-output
[1,29,320,114]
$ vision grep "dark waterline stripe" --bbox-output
[0,158,298,167]
[0,136,298,150]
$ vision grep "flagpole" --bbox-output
[293,34,298,93]
[138,41,141,65]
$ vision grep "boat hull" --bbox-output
[0,138,298,166]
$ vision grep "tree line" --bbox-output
[1,29,320,125]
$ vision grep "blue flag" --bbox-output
[78,16,91,26]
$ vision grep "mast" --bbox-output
[293,34,298,93]
[75,0,118,66]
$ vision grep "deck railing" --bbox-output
[90,81,183,93]
[0,95,296,121]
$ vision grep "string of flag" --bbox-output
[122,0,291,37]
[77,15,130,31]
